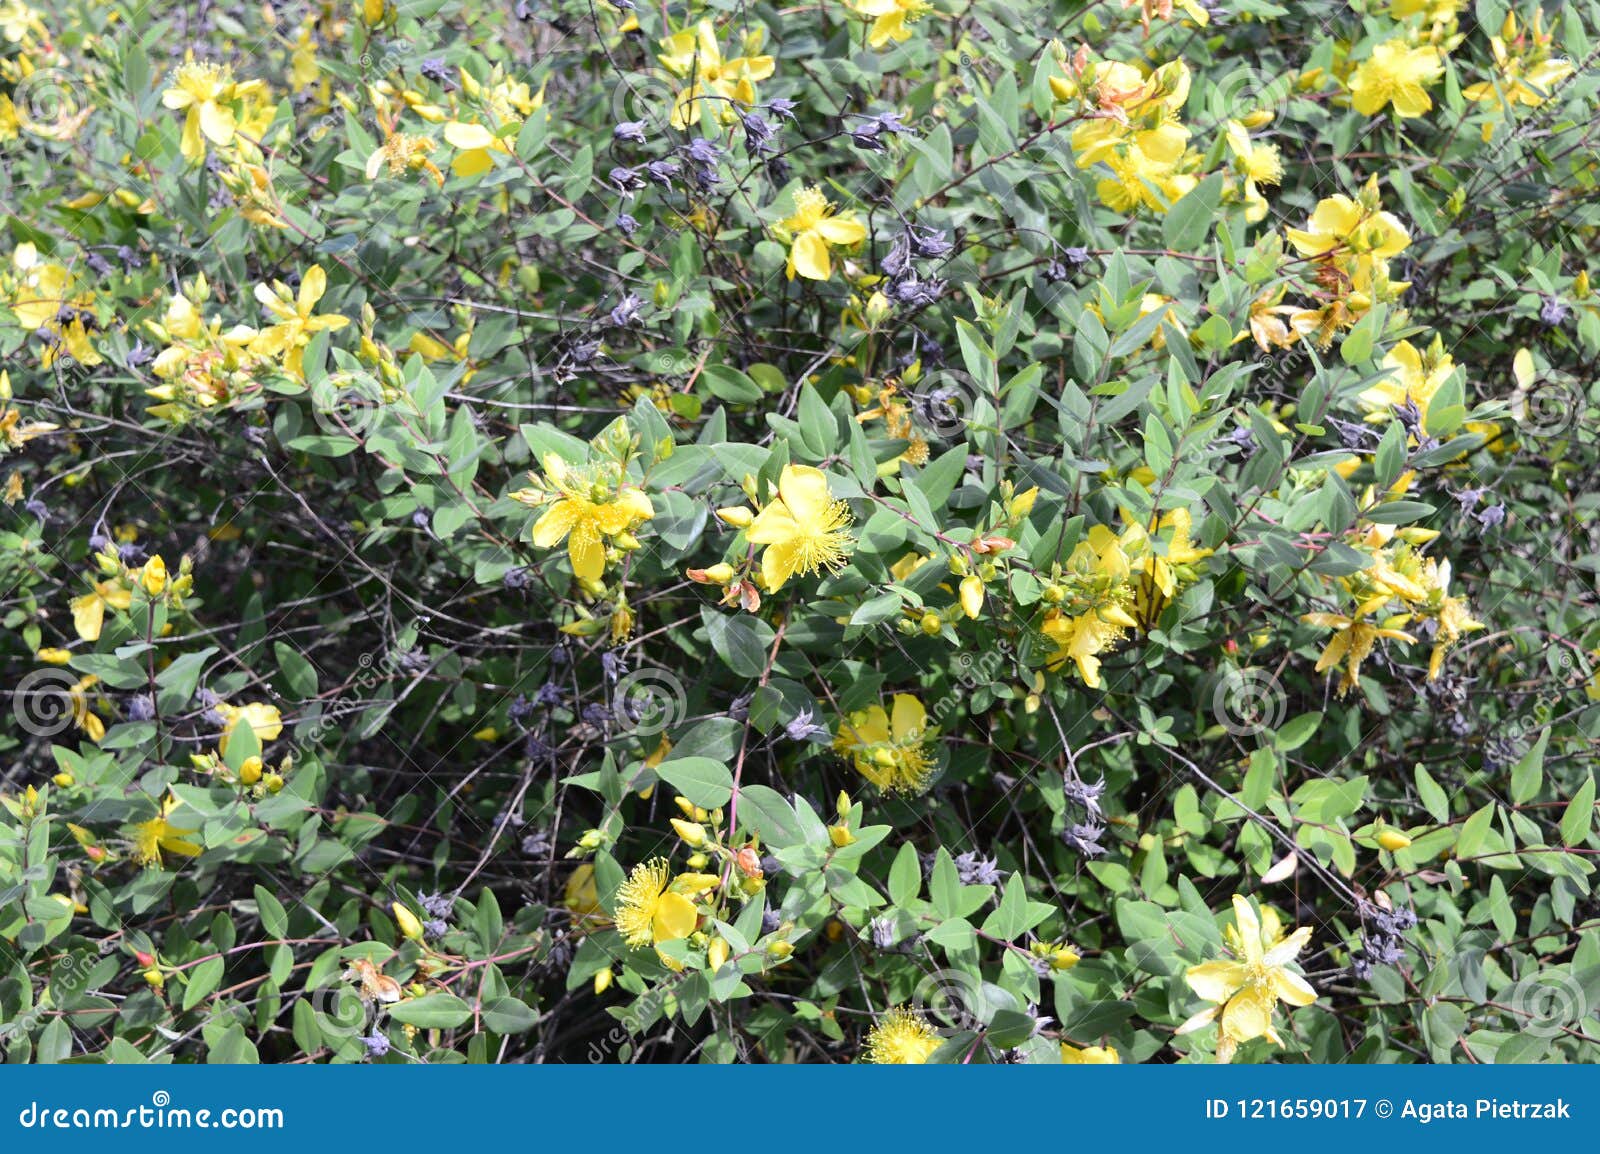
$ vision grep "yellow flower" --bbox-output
[847,0,932,48]
[746,464,855,591]
[162,55,270,163]
[70,581,132,642]
[1417,558,1483,680]
[1301,612,1417,696]
[862,1006,942,1064]
[1041,608,1131,689]
[1464,10,1574,125]
[248,265,349,378]
[128,793,204,868]
[834,693,937,794]
[657,20,775,128]
[442,68,547,176]
[1285,178,1411,306]
[215,702,284,755]
[1359,335,1456,427]
[524,453,654,583]
[774,187,867,281]
[1224,120,1283,222]
[1178,895,1316,1063]
[613,858,700,965]
[1061,1042,1120,1063]
[1348,39,1442,117]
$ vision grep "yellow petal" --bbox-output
[789,231,832,281]
[652,891,698,943]
[1185,960,1247,1004]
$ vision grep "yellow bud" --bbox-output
[264,773,285,794]
[700,562,736,584]
[686,851,709,869]
[1042,584,1065,604]
[1241,108,1274,129]
[1575,270,1591,299]
[707,937,730,971]
[835,791,851,819]
[768,940,794,960]
[142,966,165,990]
[52,772,74,788]
[239,757,263,785]
[35,648,71,665]
[920,612,942,636]
[142,554,168,596]
[671,818,707,847]
[362,0,386,24]
[674,796,697,817]
[1377,830,1412,852]
[959,574,985,620]
[613,531,641,551]
[593,968,614,995]
[716,506,754,528]
[1007,486,1039,520]
[828,824,856,848]
[1051,947,1081,971]
[392,901,425,941]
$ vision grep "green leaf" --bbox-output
[254,885,289,939]
[183,957,226,1011]
[655,757,734,809]
[1415,765,1450,824]
[1561,776,1595,847]
[389,994,473,1029]
[1509,730,1549,805]
[1162,172,1223,251]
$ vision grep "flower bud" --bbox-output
[689,562,736,584]
[919,612,942,635]
[593,968,614,995]
[707,937,730,971]
[392,901,425,941]
[52,772,74,788]
[671,818,706,847]
[828,824,856,848]
[239,756,263,785]
[836,791,851,819]
[716,506,754,528]
[1377,830,1412,852]
[142,554,168,596]
[959,574,985,619]
[35,648,71,665]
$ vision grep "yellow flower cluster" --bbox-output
[1039,510,1212,689]
[1301,507,1483,694]
[1052,55,1200,215]
[3,243,100,368]
[1283,176,1411,348]
[657,20,774,129]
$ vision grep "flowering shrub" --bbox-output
[2,0,1599,1065]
